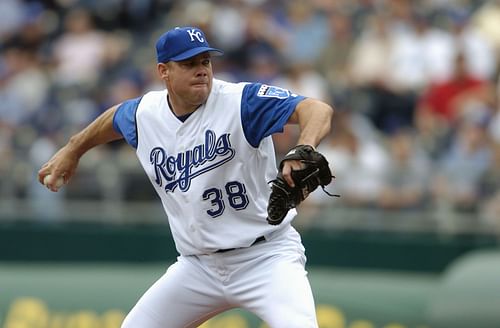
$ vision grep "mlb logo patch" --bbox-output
[257,85,291,99]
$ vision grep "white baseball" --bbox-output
[44,174,65,189]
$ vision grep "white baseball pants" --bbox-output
[121,226,318,328]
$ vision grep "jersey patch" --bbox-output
[257,85,291,99]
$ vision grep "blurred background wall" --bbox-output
[1,0,500,327]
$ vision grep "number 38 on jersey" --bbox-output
[202,181,249,218]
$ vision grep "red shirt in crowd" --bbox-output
[418,76,486,122]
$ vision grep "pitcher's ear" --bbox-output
[157,63,169,80]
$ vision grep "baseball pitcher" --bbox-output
[39,26,335,328]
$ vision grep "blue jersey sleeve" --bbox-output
[112,96,142,148]
[241,83,306,147]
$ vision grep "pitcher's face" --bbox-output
[159,52,213,108]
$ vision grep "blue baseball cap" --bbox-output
[156,27,223,63]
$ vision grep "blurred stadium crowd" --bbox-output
[1,0,500,229]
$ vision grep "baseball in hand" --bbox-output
[44,175,65,189]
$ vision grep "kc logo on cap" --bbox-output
[186,28,205,43]
[156,26,223,63]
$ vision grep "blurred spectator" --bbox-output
[0,129,15,198]
[0,0,24,40]
[478,141,500,230]
[413,98,452,161]
[234,6,285,82]
[386,14,428,92]
[273,62,329,101]
[316,9,355,99]
[243,47,281,84]
[348,12,416,134]
[348,12,391,88]
[51,8,107,86]
[431,117,492,212]
[316,115,389,208]
[404,12,456,86]
[472,0,500,56]
[488,72,500,142]
[2,1,48,53]
[0,46,50,129]
[90,0,159,29]
[106,75,144,107]
[415,50,495,158]
[281,0,329,63]
[385,0,415,34]
[210,0,247,52]
[377,129,431,210]
[448,5,498,81]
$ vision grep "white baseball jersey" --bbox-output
[113,79,306,255]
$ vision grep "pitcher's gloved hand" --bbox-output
[267,145,337,225]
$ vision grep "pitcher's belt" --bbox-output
[215,236,266,253]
